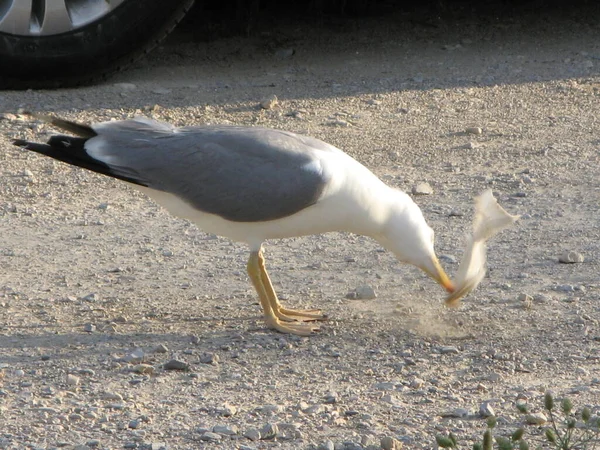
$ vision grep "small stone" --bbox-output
[124,348,145,364]
[525,412,548,425]
[381,436,402,450]
[244,428,261,441]
[480,401,495,417]
[412,182,433,195]
[410,377,425,389]
[260,423,278,440]
[129,419,140,429]
[200,431,222,442]
[326,119,352,127]
[102,391,123,401]
[555,284,575,293]
[558,251,584,264]
[81,293,97,302]
[347,285,377,300]
[382,394,402,407]
[152,344,169,354]
[199,353,219,365]
[317,440,335,450]
[218,403,237,417]
[533,294,551,304]
[303,404,325,415]
[439,346,460,355]
[83,323,96,333]
[213,424,238,435]
[465,127,483,135]
[374,382,396,391]
[439,254,458,264]
[148,444,167,450]
[260,404,284,414]
[260,95,278,109]
[86,440,100,448]
[0,113,17,121]
[441,408,471,418]
[519,293,533,309]
[66,374,80,386]
[98,202,109,210]
[163,359,189,371]
[132,364,154,374]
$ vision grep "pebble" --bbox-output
[129,419,140,429]
[346,285,377,300]
[81,293,97,302]
[534,294,552,304]
[200,431,222,442]
[326,119,352,127]
[83,323,96,333]
[261,404,284,414]
[439,254,458,264]
[102,391,123,401]
[479,401,495,417]
[439,346,460,355]
[465,127,483,135]
[0,113,17,120]
[86,440,100,448]
[558,251,584,263]
[260,95,278,109]
[381,436,402,450]
[318,440,335,450]
[525,412,548,425]
[412,182,433,195]
[66,374,80,386]
[218,403,237,417]
[519,293,533,309]
[260,423,278,440]
[410,377,425,389]
[213,424,238,435]
[441,408,471,418]
[199,352,219,365]
[152,344,168,354]
[124,348,145,364]
[244,428,261,441]
[132,364,154,374]
[163,359,189,371]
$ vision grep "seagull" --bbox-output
[12,113,455,336]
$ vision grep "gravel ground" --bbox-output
[1,3,600,450]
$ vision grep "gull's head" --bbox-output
[378,190,455,293]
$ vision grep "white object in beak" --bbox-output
[446,189,520,306]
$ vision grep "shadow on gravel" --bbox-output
[100,0,600,107]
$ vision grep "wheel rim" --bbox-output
[0,0,126,36]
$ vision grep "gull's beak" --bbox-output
[422,257,455,293]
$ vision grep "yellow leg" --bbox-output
[256,250,327,322]
[247,251,320,336]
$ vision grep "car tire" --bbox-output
[0,0,195,90]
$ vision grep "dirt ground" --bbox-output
[1,3,600,449]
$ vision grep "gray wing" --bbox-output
[87,119,334,222]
